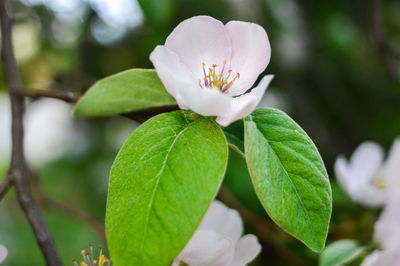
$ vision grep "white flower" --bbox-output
[373,193,400,251]
[24,98,82,166]
[334,139,400,207]
[361,248,400,266]
[0,94,82,166]
[361,193,400,266]
[150,16,273,127]
[0,244,7,264]
[173,200,261,266]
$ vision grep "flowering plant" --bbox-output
[150,16,273,126]
[334,139,400,207]
[320,138,400,266]
[74,15,332,266]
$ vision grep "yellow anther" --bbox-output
[199,61,239,92]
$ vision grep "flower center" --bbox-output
[373,175,386,189]
[198,60,240,93]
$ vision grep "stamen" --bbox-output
[99,255,105,266]
[222,72,240,92]
[198,61,240,93]
[89,243,94,263]
[81,250,90,266]
[226,69,232,80]
[74,244,111,266]
[219,60,226,81]
[98,246,103,257]
[72,258,79,266]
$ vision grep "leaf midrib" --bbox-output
[248,115,318,247]
[138,120,191,255]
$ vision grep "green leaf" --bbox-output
[106,111,228,266]
[74,69,176,117]
[319,240,365,266]
[224,147,266,216]
[224,120,245,155]
[244,108,332,252]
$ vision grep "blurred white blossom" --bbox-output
[361,248,400,266]
[362,194,400,266]
[336,139,400,265]
[0,94,82,166]
[172,200,261,266]
[0,244,7,264]
[334,139,400,207]
[373,193,400,251]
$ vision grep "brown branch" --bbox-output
[27,167,106,240]
[0,1,63,265]
[218,186,306,266]
[369,0,400,82]
[22,89,81,103]
[0,174,13,200]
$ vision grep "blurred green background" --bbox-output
[0,0,399,265]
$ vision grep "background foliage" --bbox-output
[0,0,399,265]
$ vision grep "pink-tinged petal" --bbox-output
[177,83,232,117]
[374,193,400,249]
[173,230,233,266]
[351,185,386,207]
[225,21,271,96]
[232,235,262,266]
[174,92,189,110]
[334,142,386,206]
[380,138,400,189]
[334,156,351,192]
[150,45,196,107]
[216,75,273,127]
[200,201,243,243]
[0,244,7,264]
[349,142,383,183]
[361,248,400,266]
[334,152,385,207]
[165,16,232,80]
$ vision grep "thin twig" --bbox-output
[369,0,399,82]
[22,89,81,103]
[28,167,106,240]
[218,186,306,266]
[0,174,13,200]
[0,1,63,265]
